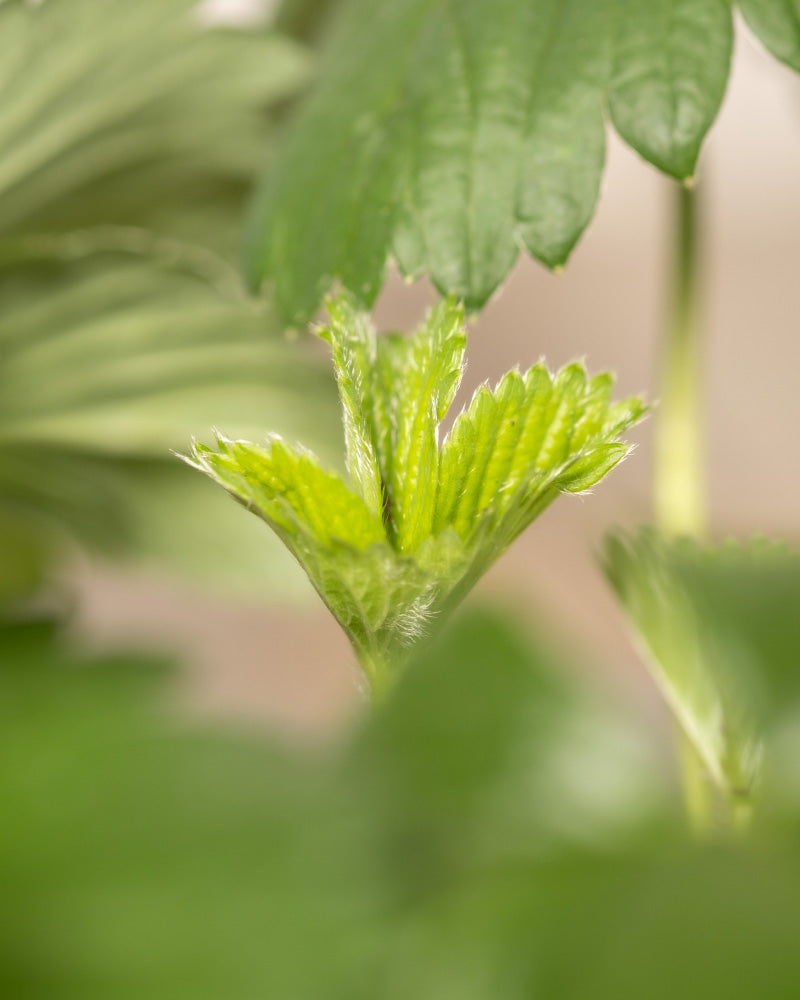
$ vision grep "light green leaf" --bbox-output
[318,294,384,520]
[603,530,796,799]
[194,294,644,689]
[318,293,467,550]
[374,298,466,552]
[188,435,385,552]
[739,0,800,72]
[436,364,645,558]
[248,0,734,323]
[185,432,444,679]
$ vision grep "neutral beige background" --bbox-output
[73,20,800,737]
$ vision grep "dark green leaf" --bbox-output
[248,0,734,323]
[608,0,733,178]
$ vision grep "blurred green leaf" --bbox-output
[670,537,800,713]
[0,0,308,256]
[739,0,800,72]
[247,0,735,323]
[0,0,340,604]
[0,253,337,454]
[7,609,800,998]
[0,620,381,999]
[0,253,340,597]
[604,530,800,801]
[374,847,800,1000]
[347,606,670,884]
[273,0,342,43]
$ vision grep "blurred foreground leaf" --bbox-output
[3,608,800,997]
[0,619,379,999]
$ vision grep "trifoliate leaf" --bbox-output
[604,530,800,800]
[247,0,735,323]
[192,294,644,689]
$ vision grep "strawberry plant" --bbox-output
[3,0,800,996]
[189,293,644,693]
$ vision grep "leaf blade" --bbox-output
[436,363,643,556]
[739,0,800,73]
[248,0,740,322]
[607,0,733,180]
[375,298,466,552]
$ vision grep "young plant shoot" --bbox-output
[188,294,645,696]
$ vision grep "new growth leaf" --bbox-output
[190,295,645,693]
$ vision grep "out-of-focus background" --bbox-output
[66,5,800,737]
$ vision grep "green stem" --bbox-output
[656,183,716,835]
[655,185,755,836]
[678,727,715,836]
[654,183,706,540]
[352,640,394,706]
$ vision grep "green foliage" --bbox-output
[247,0,744,323]
[0,0,344,604]
[190,294,644,689]
[0,0,308,255]
[5,609,800,998]
[0,252,340,597]
[739,0,800,72]
[604,530,800,804]
[0,619,376,999]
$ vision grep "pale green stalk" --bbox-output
[656,183,719,835]
[654,183,706,540]
[656,183,750,835]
